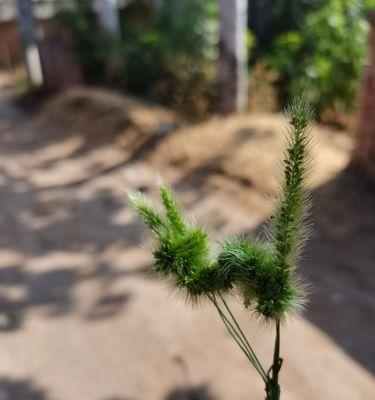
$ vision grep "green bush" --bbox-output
[121,0,218,117]
[268,0,369,116]
[56,0,218,118]
[248,0,323,62]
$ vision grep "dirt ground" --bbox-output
[0,83,374,400]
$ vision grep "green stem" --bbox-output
[209,294,283,399]
[218,293,266,377]
[208,294,267,382]
[266,320,282,400]
[217,305,265,379]
[273,321,281,381]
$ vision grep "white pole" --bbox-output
[96,0,120,38]
[14,0,43,86]
[218,0,248,113]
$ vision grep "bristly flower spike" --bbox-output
[127,191,167,237]
[127,97,314,400]
[267,96,314,318]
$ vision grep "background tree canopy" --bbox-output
[56,0,373,121]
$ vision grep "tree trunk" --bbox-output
[350,10,375,183]
[14,0,43,86]
[217,0,248,114]
[96,0,120,38]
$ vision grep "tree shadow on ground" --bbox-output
[164,385,215,400]
[251,169,375,373]
[302,170,375,372]
[0,93,162,333]
[98,384,215,400]
[0,378,128,400]
[0,378,215,400]
[0,378,49,400]
[0,166,149,332]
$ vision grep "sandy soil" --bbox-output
[0,85,374,400]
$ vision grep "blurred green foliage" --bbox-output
[56,0,218,118]
[56,0,373,119]
[56,2,121,83]
[267,0,369,115]
[249,0,323,59]
[121,0,218,117]
[363,0,375,8]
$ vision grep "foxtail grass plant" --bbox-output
[128,97,314,400]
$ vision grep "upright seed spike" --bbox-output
[127,191,167,237]
[160,186,186,234]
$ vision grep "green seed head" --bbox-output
[127,97,313,320]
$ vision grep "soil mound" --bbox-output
[40,87,177,151]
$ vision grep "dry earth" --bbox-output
[0,85,374,400]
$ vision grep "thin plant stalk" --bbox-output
[208,294,268,382]
[213,293,283,400]
[265,321,282,400]
[218,294,266,376]
[128,97,313,400]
